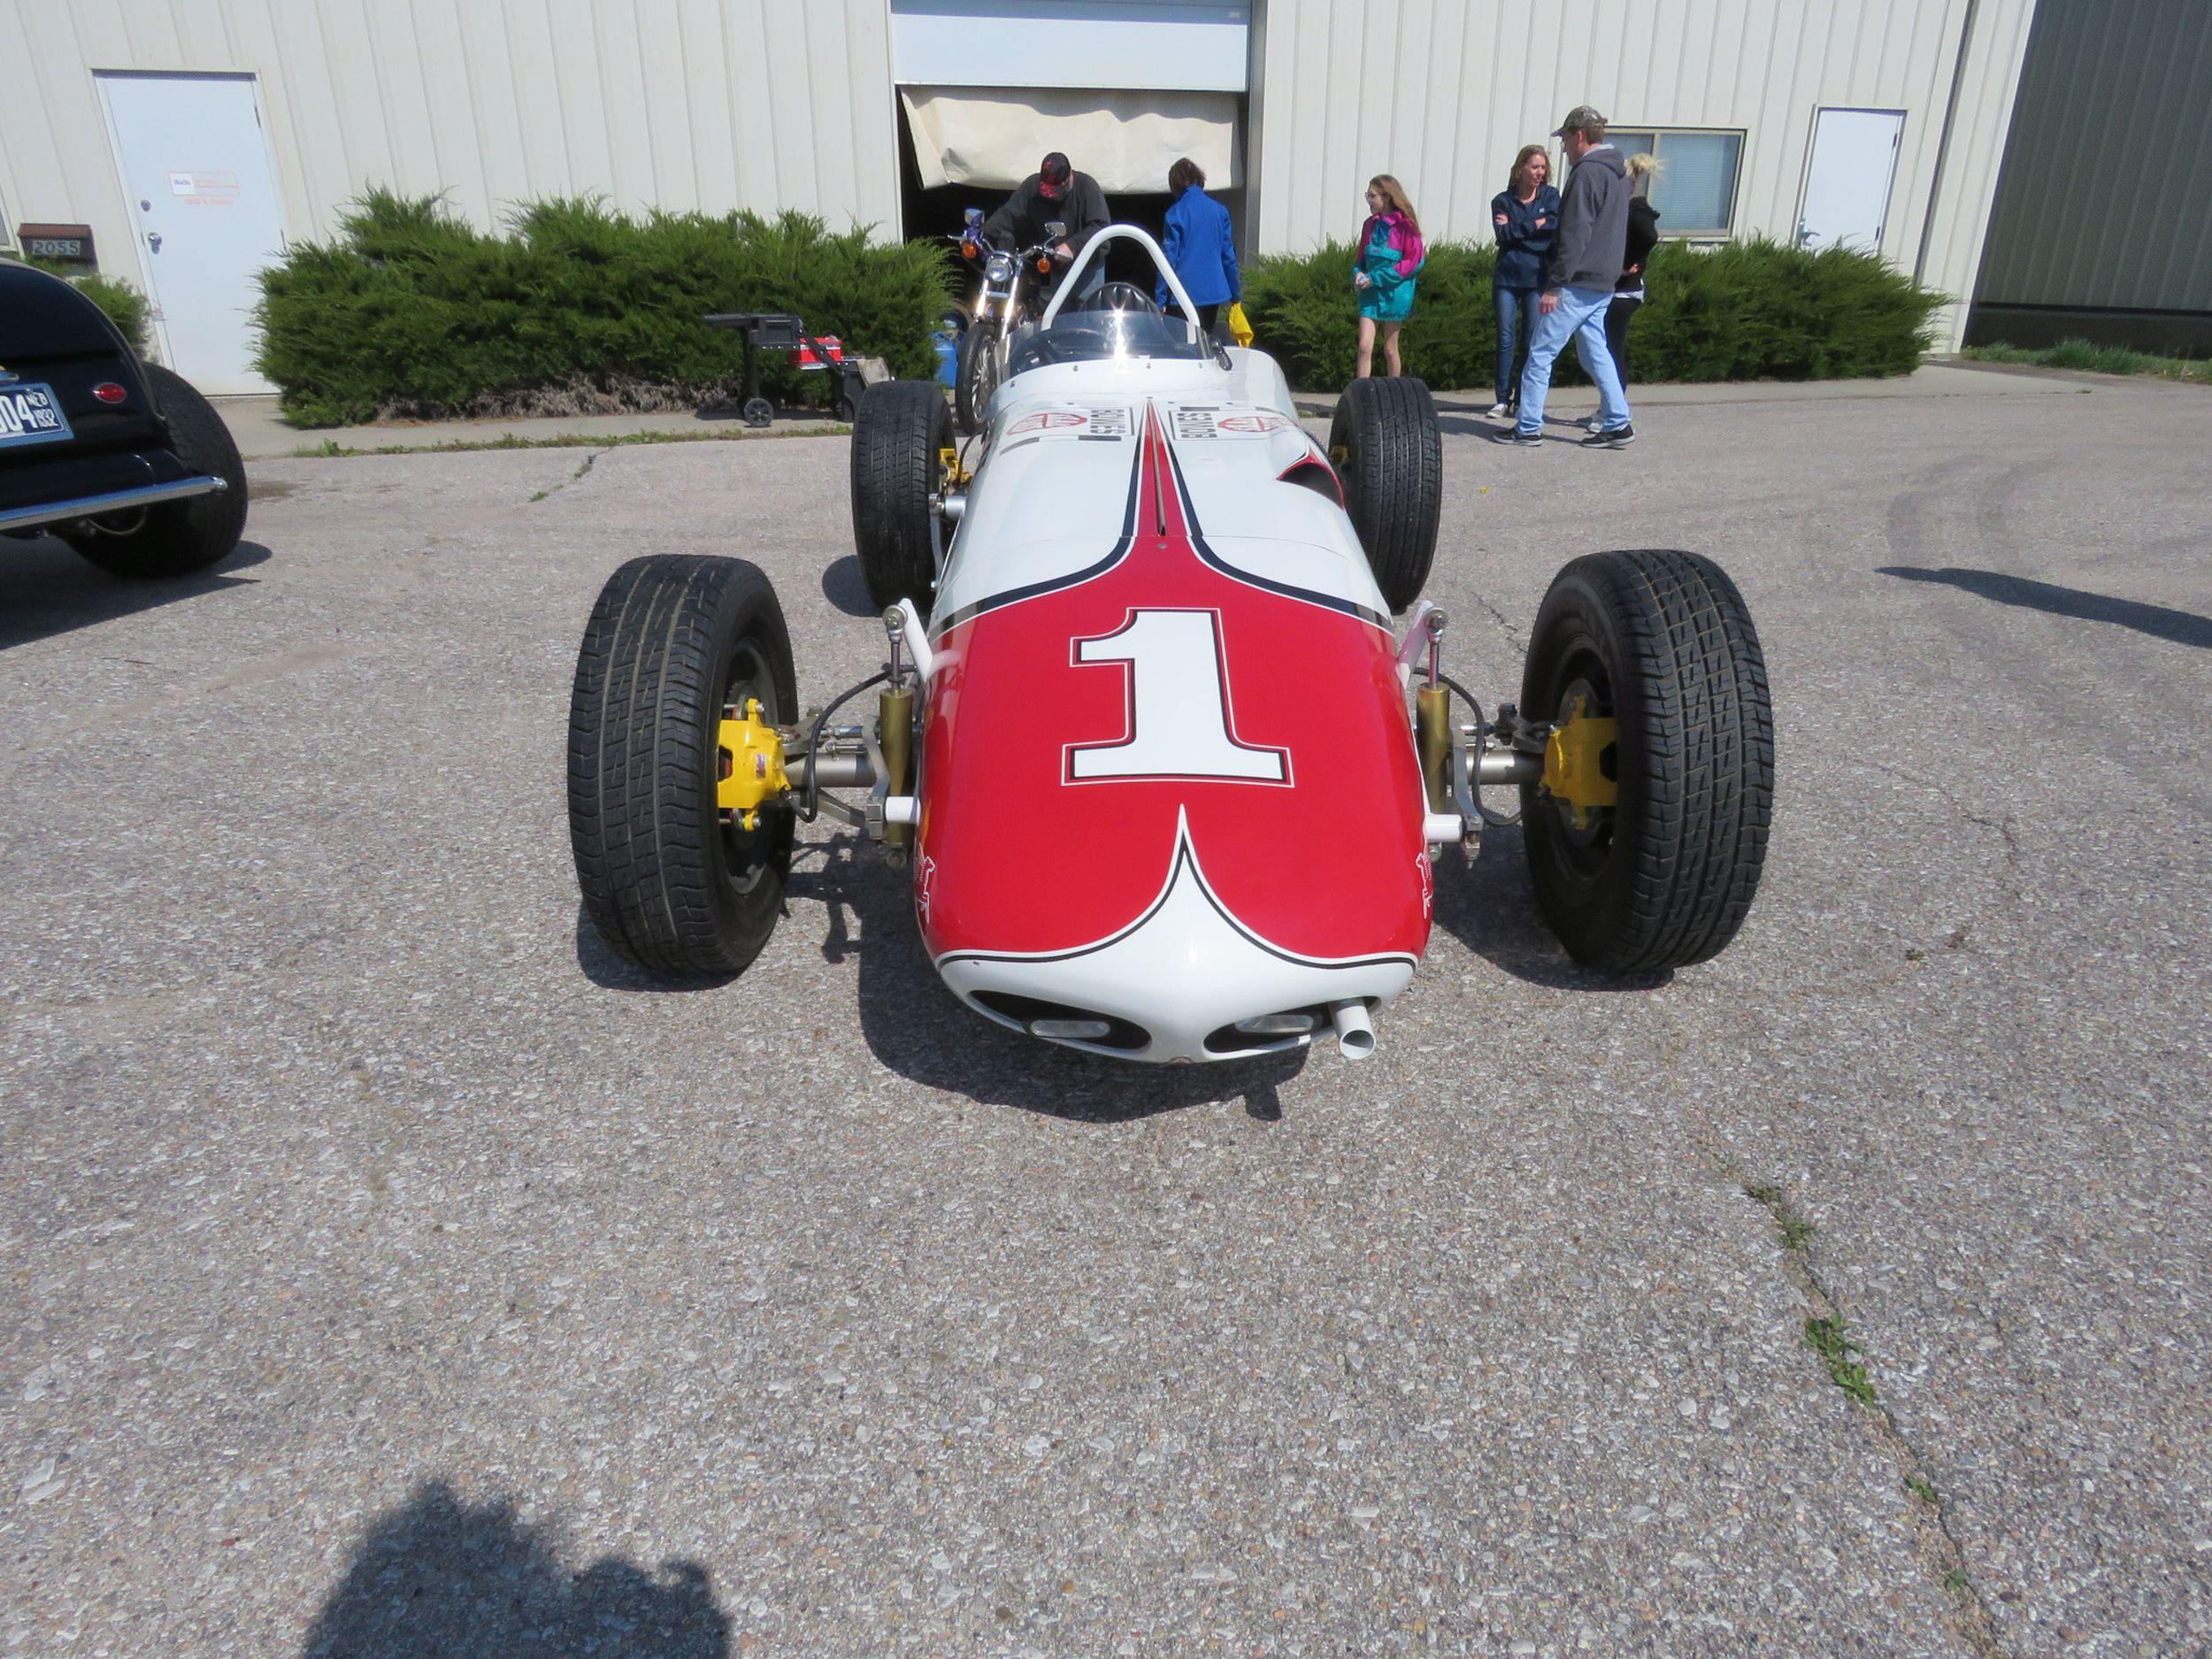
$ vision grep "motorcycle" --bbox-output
[948,207,1068,435]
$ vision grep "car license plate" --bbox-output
[0,382,74,449]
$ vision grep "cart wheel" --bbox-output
[741,396,775,428]
[568,555,797,977]
[1519,549,1773,973]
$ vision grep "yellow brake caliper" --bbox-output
[939,445,972,488]
[1542,696,1618,831]
[716,698,788,831]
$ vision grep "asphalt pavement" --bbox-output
[4,369,2207,1657]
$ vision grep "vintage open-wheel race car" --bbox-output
[0,256,249,578]
[566,227,1773,1063]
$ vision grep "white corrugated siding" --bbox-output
[1248,0,2037,349]
[1975,0,2212,314]
[0,0,902,285]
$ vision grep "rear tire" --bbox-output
[568,555,797,976]
[850,380,952,611]
[954,324,997,435]
[67,364,248,580]
[1519,549,1773,972]
[1330,376,1442,612]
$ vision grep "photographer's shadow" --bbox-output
[302,1480,728,1659]
[787,834,1306,1121]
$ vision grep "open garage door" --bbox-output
[890,0,1251,282]
[901,87,1240,194]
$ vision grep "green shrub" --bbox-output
[257,190,959,426]
[1243,236,1944,392]
[1965,338,2212,383]
[30,260,151,355]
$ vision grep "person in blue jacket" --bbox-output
[1156,157,1240,340]
[1488,144,1562,417]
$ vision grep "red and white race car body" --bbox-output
[912,311,1433,1062]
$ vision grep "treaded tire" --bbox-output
[67,363,249,579]
[1329,375,1442,612]
[1519,548,1774,973]
[568,555,797,976]
[850,380,952,611]
[953,324,997,435]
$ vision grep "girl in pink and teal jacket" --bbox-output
[1353,174,1425,377]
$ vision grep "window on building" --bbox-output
[1605,128,1745,236]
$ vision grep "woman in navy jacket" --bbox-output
[1488,144,1562,418]
[1156,157,1240,339]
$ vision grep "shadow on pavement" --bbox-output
[787,835,1307,1121]
[301,1479,728,1659]
[1432,822,1671,993]
[0,538,271,651]
[819,555,876,618]
[572,905,739,995]
[1878,565,2212,650]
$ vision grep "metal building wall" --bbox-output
[1246,0,2038,349]
[0,0,902,279]
[1970,0,2212,351]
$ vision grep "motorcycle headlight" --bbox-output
[985,253,1015,283]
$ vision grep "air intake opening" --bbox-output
[1277,455,1344,506]
[1203,1005,1329,1055]
[971,990,1149,1051]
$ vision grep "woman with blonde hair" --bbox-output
[1586,152,1662,427]
[1351,174,1425,377]
[1489,143,1561,417]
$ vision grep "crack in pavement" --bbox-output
[1715,1156,2011,1658]
[527,447,610,504]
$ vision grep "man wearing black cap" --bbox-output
[983,151,1111,302]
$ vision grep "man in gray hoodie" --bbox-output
[1494,106,1637,448]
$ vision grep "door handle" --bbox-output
[147,231,164,253]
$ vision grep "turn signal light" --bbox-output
[1035,256,1052,274]
[92,382,127,403]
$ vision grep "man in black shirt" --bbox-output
[983,152,1110,303]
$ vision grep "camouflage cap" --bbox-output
[1552,104,1608,138]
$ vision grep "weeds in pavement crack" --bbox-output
[1724,1164,2008,1657]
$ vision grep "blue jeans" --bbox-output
[1517,285,1631,435]
[1494,286,1539,405]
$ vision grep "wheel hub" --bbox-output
[1542,688,1618,831]
[717,698,790,830]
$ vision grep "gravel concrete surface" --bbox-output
[4,373,2207,1658]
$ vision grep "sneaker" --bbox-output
[1582,415,1603,432]
[1580,423,1636,449]
[1486,401,1510,418]
[1491,426,1543,446]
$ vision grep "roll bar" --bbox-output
[1036,225,1207,343]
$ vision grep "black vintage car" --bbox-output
[1,255,247,578]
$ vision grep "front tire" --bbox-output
[1519,549,1773,972]
[1330,376,1442,612]
[953,323,997,435]
[568,555,797,976]
[67,364,249,580]
[849,380,952,611]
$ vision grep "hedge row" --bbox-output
[257,192,958,426]
[30,259,151,355]
[1242,236,1945,392]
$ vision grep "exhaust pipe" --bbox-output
[1328,1000,1375,1061]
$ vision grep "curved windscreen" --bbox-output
[1006,311,1214,376]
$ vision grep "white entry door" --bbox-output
[96,73,288,394]
[1796,108,1905,254]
